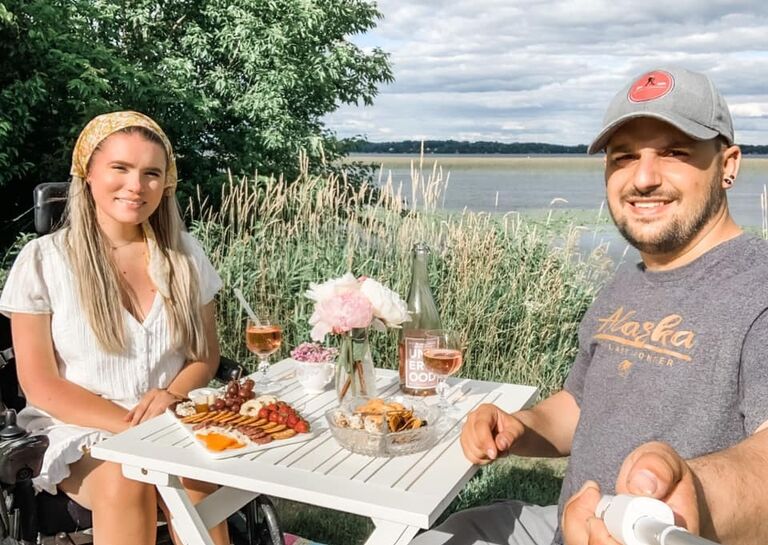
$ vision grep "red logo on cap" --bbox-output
[628,70,674,102]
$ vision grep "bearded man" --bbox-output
[411,67,768,545]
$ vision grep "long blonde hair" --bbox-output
[64,124,209,360]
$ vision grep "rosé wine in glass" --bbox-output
[423,348,463,377]
[424,330,465,416]
[246,324,282,356]
[246,320,282,392]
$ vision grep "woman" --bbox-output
[0,112,229,545]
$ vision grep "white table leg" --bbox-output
[121,465,258,545]
[155,475,215,545]
[195,486,259,528]
[366,518,419,545]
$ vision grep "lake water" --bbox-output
[349,153,768,263]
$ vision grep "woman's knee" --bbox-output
[91,462,156,507]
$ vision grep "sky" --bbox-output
[324,0,768,146]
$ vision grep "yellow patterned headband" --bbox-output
[70,111,177,195]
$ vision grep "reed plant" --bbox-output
[191,154,613,399]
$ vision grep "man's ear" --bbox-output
[722,144,742,182]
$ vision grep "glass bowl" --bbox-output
[325,395,441,457]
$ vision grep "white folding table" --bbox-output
[91,359,537,545]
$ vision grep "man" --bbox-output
[411,67,768,545]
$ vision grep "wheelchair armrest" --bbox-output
[216,356,246,383]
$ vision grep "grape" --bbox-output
[231,402,241,413]
[213,399,225,411]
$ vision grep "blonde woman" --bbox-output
[0,112,229,545]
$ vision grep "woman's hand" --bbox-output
[126,388,180,425]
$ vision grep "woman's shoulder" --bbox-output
[0,230,70,314]
[178,231,222,300]
[179,230,201,249]
[14,230,68,263]
[178,231,216,263]
[180,230,211,253]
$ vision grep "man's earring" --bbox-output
[724,176,735,187]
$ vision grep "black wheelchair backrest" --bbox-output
[34,182,69,236]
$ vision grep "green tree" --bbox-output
[0,0,392,243]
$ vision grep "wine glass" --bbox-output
[245,317,283,393]
[423,330,465,416]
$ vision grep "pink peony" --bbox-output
[309,291,373,341]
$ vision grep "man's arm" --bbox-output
[509,389,581,457]
[461,389,581,463]
[688,426,768,543]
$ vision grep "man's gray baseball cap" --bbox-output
[588,67,734,154]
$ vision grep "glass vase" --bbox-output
[335,328,377,403]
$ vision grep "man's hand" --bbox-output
[561,441,703,545]
[126,388,179,425]
[460,403,525,464]
[615,441,701,532]
[562,480,619,545]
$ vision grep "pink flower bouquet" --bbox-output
[305,273,410,342]
[305,273,409,401]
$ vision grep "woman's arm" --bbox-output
[126,301,220,424]
[12,312,131,434]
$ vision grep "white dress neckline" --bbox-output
[124,291,162,329]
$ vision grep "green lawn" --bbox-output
[273,456,567,544]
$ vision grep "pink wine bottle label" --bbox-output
[403,336,439,390]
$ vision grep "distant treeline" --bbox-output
[346,140,768,155]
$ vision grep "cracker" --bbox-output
[271,429,297,440]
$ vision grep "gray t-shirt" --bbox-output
[555,233,768,544]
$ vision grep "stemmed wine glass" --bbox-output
[245,317,283,393]
[423,329,465,416]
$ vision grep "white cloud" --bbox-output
[731,103,768,117]
[326,0,768,144]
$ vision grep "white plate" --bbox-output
[167,409,326,459]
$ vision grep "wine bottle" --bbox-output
[399,242,442,396]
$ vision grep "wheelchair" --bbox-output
[0,182,284,544]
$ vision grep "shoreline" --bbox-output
[345,153,768,170]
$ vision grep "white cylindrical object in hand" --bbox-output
[596,494,720,545]
[596,494,675,545]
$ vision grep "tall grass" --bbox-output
[191,155,613,398]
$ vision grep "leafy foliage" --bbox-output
[0,0,392,242]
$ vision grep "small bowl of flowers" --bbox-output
[291,342,338,394]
